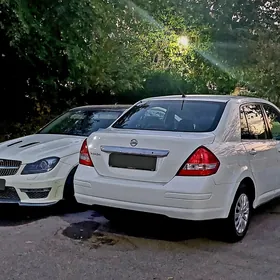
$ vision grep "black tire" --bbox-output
[221,184,253,243]
[63,166,78,202]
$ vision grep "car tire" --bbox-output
[222,184,252,243]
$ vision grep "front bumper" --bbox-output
[74,165,234,221]
[0,162,72,205]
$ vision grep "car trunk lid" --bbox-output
[87,129,216,183]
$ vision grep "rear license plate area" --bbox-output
[0,179,6,191]
[109,153,156,171]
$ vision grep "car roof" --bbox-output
[70,104,131,111]
[142,94,270,104]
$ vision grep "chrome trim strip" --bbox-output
[0,200,20,204]
[19,201,58,207]
[100,145,169,157]
[0,166,19,170]
[20,188,51,193]
[0,199,58,206]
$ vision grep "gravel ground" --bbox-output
[1,200,280,280]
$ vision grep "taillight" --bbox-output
[177,146,220,176]
[79,139,94,167]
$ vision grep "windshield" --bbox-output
[113,100,226,132]
[39,109,123,136]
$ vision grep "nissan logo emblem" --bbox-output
[130,139,138,147]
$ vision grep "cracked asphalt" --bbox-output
[1,200,280,280]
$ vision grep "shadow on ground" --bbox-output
[62,197,280,245]
[253,197,280,215]
[1,196,280,242]
[62,209,222,244]
[0,201,88,227]
[105,216,211,242]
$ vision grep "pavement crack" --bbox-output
[54,227,63,236]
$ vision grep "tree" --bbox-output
[0,0,155,138]
[3,0,278,141]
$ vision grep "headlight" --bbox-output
[21,157,60,175]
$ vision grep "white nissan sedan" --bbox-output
[74,95,280,242]
[0,105,129,206]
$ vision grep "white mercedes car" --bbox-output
[0,105,130,206]
[74,95,280,242]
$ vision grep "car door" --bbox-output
[240,103,278,205]
[262,103,280,197]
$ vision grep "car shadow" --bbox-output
[99,214,219,242]
[84,198,280,243]
[253,197,280,215]
[0,201,88,227]
[2,196,280,241]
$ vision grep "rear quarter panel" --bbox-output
[207,100,257,209]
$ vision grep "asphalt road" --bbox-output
[1,200,280,280]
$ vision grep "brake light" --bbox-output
[79,139,94,167]
[177,146,220,176]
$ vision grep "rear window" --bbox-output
[112,100,226,132]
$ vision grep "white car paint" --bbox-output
[74,95,280,240]
[0,105,130,206]
[0,134,84,206]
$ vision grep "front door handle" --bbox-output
[249,149,257,155]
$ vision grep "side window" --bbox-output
[263,104,280,140]
[240,108,251,139]
[241,104,268,140]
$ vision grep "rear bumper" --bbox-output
[74,165,234,221]
[75,193,226,220]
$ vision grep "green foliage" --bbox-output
[0,0,279,140]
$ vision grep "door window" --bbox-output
[263,104,280,140]
[240,104,268,140]
[240,108,251,139]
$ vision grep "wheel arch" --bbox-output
[225,171,257,217]
[63,165,78,199]
[239,177,255,203]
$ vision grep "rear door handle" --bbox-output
[249,149,257,155]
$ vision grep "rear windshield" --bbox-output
[112,100,226,132]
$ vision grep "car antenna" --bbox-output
[181,93,185,110]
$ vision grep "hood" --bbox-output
[0,134,85,163]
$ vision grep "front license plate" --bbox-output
[0,179,6,191]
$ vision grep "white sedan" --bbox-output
[74,95,280,242]
[0,105,129,206]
